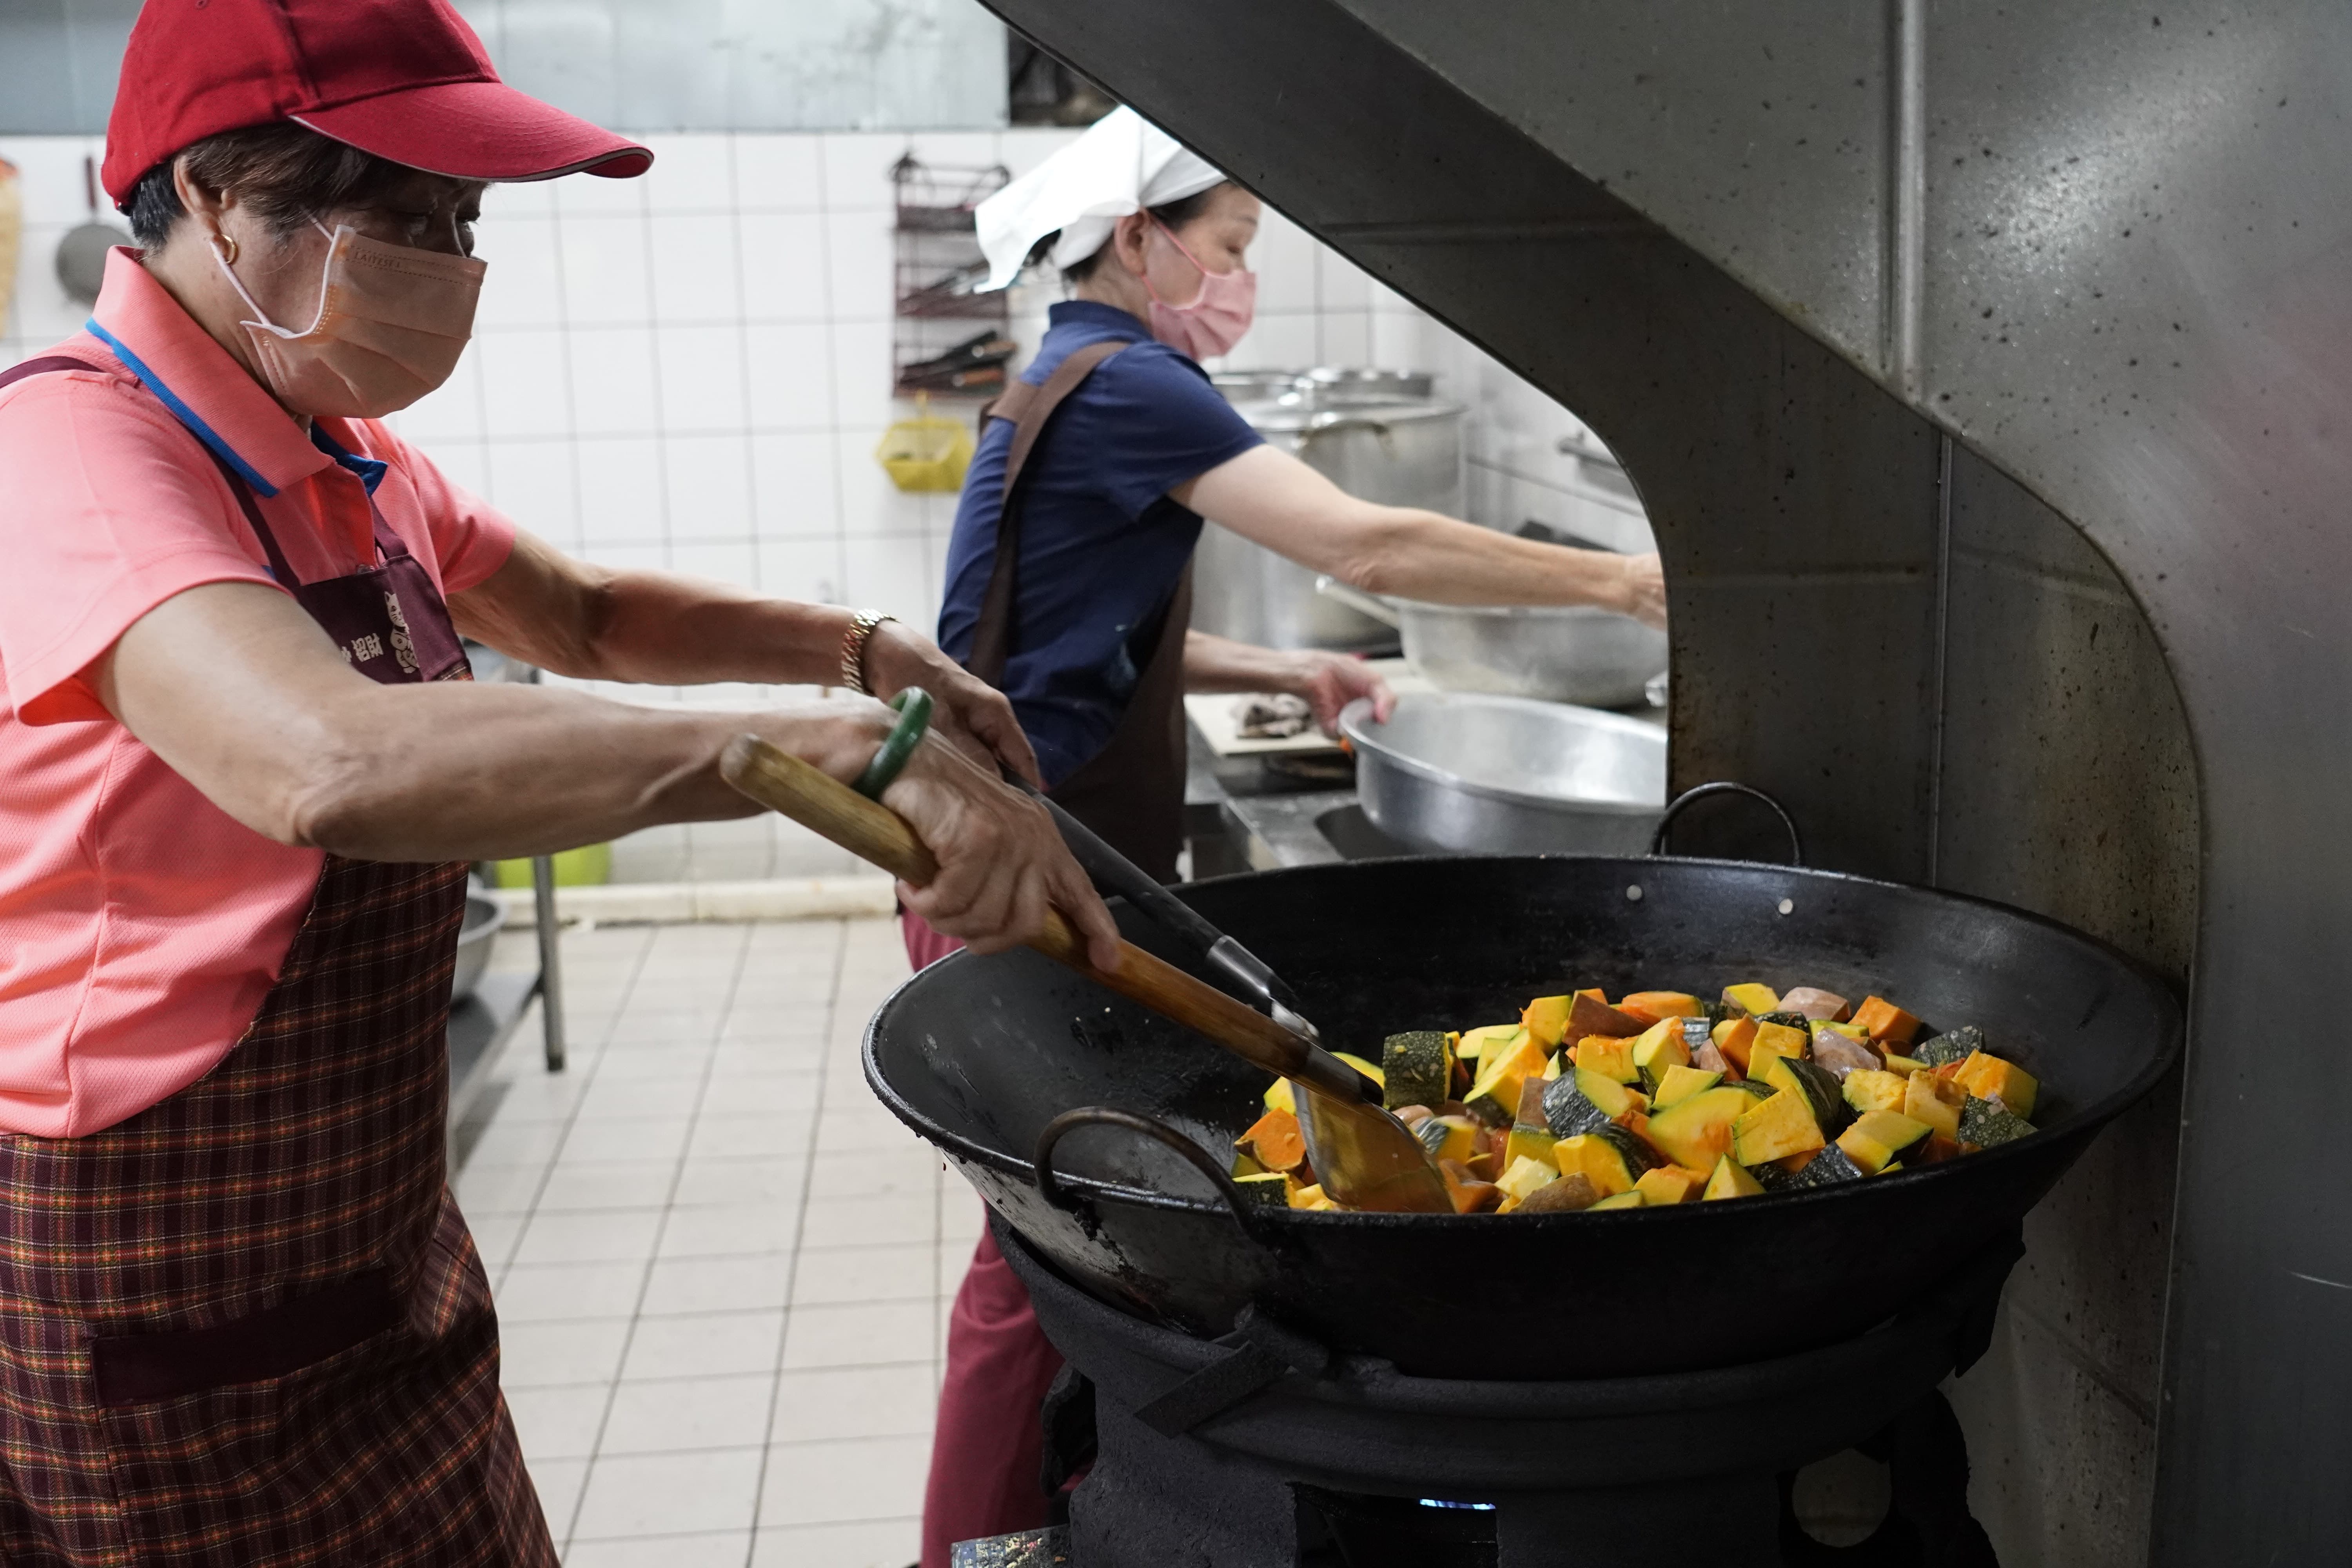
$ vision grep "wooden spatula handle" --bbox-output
[718,736,1347,1095]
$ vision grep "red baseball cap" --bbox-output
[102,0,652,210]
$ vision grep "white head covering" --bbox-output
[975,107,1228,291]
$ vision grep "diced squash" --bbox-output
[1710,1015,1760,1076]
[1652,1063,1724,1110]
[1415,1114,1481,1165]
[1542,1070,1621,1137]
[1703,1154,1767,1200]
[1334,1052,1385,1088]
[1788,1145,1867,1189]
[1381,1031,1452,1113]
[1837,1109,1931,1174]
[1566,991,1647,1041]
[1554,1126,1657,1197]
[1504,1120,1559,1171]
[1495,1155,1560,1203]
[1233,1171,1290,1206]
[1571,1035,1641,1085]
[1455,1023,1520,1064]
[1588,1191,1647,1210]
[1237,1107,1307,1172]
[1952,1051,2039,1120]
[1616,991,1705,1026]
[1464,1028,1550,1126]
[1731,1089,1827,1165]
[1521,996,1572,1049]
[1904,1070,1964,1140]
[1778,987,1852,1022]
[1542,1051,1565,1081]
[1634,1165,1708,1205]
[1842,1069,1910,1116]
[1287,1181,1336,1210]
[1720,982,1780,1016]
[1749,1019,1811,1067]
[1262,1078,1295,1114]
[1882,1053,1927,1075]
[1914,1132,1965,1164]
[1959,1096,2036,1148]
[1515,1171,1600,1213]
[1630,1018,1692,1092]
[1756,1052,1853,1134]
[1232,1151,1267,1178]
[1641,1086,1758,1171]
[1909,1024,1982,1069]
[1436,1160,1503,1214]
[1852,995,1924,1045]
[1878,1161,1904,1176]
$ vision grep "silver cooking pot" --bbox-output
[1192,377,1464,650]
[1339,691,1667,854]
[1318,577,1668,709]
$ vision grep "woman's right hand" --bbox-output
[1614,552,1668,630]
[866,726,1122,969]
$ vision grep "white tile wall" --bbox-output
[2,127,1652,878]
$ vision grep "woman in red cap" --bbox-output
[0,2,1121,1563]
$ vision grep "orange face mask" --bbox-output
[213,220,485,418]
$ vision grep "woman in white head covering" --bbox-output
[913,109,1666,1566]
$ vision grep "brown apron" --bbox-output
[0,355,548,1566]
[967,341,1194,881]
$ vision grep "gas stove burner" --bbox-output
[990,1217,2009,1567]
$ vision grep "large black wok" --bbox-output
[866,855,2181,1379]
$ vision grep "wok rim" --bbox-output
[1339,695,1669,817]
[862,852,2185,1230]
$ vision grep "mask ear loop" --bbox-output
[1141,217,1212,312]
[210,231,289,337]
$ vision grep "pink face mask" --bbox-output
[212,219,485,419]
[1143,219,1256,361]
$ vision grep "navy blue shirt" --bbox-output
[938,301,1263,786]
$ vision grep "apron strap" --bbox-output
[0,356,105,392]
[966,339,1132,685]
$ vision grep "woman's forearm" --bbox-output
[1332,507,1645,615]
[1182,630,1308,692]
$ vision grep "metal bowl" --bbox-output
[1318,577,1668,707]
[1339,691,1666,854]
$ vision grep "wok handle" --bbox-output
[1649,781,1805,866]
[717,735,1365,1103]
[1034,1106,1269,1236]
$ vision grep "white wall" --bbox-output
[2,128,1654,881]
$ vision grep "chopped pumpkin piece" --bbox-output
[1287,1181,1336,1210]
[1640,1086,1757,1170]
[1334,1052,1385,1089]
[1521,995,1573,1049]
[1952,1051,2039,1120]
[1616,991,1705,1026]
[1788,1145,1867,1189]
[1710,1015,1761,1075]
[1455,1023,1520,1065]
[1720,982,1780,1016]
[1851,995,1924,1045]
[1909,1024,1983,1069]
[1837,1109,1932,1174]
[1415,1114,1481,1165]
[1652,1063,1724,1110]
[1236,1107,1307,1172]
[1495,1155,1561,1204]
[1262,1078,1294,1114]
[1554,1127,1655,1197]
[1842,1068,1910,1116]
[1703,1154,1768,1200]
[1381,1031,1452,1113]
[1504,1119,1559,1171]
[1567,991,1647,1041]
[1630,1018,1692,1091]
[1756,1053,1853,1134]
[1749,1019,1811,1067]
[1903,1070,1965,1140]
[1881,1053,1928,1075]
[1958,1096,2036,1147]
[1233,1171,1290,1206]
[1542,1069,1624,1137]
[1731,1089,1827,1165]
[1588,1191,1647,1210]
[1464,1028,1549,1126]
[1436,1160,1503,1214]
[1634,1165,1708,1205]
[1571,1035,1641,1085]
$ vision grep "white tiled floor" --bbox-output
[456,917,980,1566]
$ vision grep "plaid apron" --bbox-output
[0,354,553,1566]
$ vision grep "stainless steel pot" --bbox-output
[1318,577,1668,708]
[1339,691,1666,854]
[1191,375,1464,650]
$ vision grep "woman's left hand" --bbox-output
[1282,650,1394,735]
[862,619,1045,786]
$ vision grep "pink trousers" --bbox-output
[904,910,1067,1568]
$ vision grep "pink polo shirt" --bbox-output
[0,249,515,1137]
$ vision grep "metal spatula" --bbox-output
[719,736,1450,1214]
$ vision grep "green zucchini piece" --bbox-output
[1381,1031,1454,1113]
[1911,1025,1985,1069]
[1788,1145,1867,1190]
[1958,1095,2037,1148]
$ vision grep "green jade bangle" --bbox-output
[852,687,934,799]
